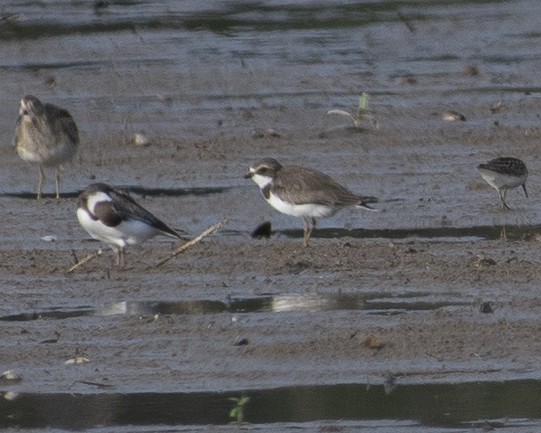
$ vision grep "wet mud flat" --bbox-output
[2,94,541,431]
[2,233,541,433]
[3,208,541,431]
[2,101,541,431]
[3,0,541,430]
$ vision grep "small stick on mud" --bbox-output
[155,218,228,268]
[67,249,103,273]
[74,380,114,389]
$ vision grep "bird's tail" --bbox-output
[357,195,378,211]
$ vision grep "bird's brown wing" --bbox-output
[273,166,363,206]
[46,104,80,145]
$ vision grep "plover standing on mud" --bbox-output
[77,183,182,266]
[14,95,79,199]
[477,157,528,210]
[245,158,378,247]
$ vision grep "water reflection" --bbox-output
[0,291,468,321]
[1,381,541,430]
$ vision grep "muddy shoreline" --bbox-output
[2,209,541,395]
[2,1,541,429]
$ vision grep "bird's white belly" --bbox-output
[267,193,336,219]
[17,135,77,166]
[77,209,158,248]
[479,170,526,190]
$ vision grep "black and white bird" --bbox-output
[245,158,378,247]
[77,183,182,266]
[14,95,79,199]
[477,157,528,210]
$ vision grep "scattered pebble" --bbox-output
[462,64,479,76]
[442,110,466,122]
[242,110,254,120]
[480,302,494,314]
[490,101,504,113]
[473,255,496,268]
[156,94,173,105]
[41,235,57,242]
[234,337,249,346]
[0,370,22,383]
[133,132,151,147]
[250,128,280,139]
[400,75,417,85]
[65,356,90,365]
[362,335,385,350]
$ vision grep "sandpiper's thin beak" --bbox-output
[522,183,528,198]
[244,172,254,179]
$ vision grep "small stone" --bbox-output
[133,132,151,147]
[0,370,22,383]
[65,356,90,365]
[234,337,249,346]
[442,110,466,121]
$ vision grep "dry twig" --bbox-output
[67,249,103,273]
[155,218,228,267]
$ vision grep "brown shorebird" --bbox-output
[245,158,378,247]
[14,95,79,199]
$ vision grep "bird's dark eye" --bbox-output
[22,110,29,115]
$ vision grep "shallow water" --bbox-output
[0,290,470,321]
[2,381,541,431]
[2,0,541,431]
[3,0,541,138]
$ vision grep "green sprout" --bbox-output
[229,395,250,425]
[327,92,378,129]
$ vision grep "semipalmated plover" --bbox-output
[477,157,528,210]
[77,183,182,266]
[14,95,79,199]
[245,158,377,247]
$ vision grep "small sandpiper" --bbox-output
[245,158,377,247]
[477,157,528,210]
[77,183,182,266]
[14,95,79,199]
